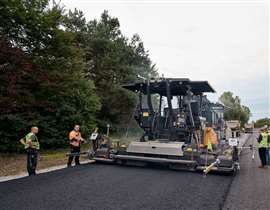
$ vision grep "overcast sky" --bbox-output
[61,0,269,120]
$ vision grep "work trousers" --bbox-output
[258,147,267,166]
[67,145,80,166]
[27,148,38,176]
[266,148,270,165]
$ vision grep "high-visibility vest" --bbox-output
[25,132,40,150]
[268,132,270,148]
[259,132,269,148]
[204,127,218,146]
[69,130,82,147]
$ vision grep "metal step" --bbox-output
[113,154,197,165]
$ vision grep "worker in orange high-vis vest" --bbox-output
[67,125,85,167]
[204,124,218,152]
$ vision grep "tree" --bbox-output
[65,10,158,129]
[219,91,251,126]
[255,118,270,128]
[0,0,100,152]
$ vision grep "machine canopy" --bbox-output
[122,78,215,96]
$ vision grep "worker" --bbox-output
[67,125,85,167]
[257,127,270,168]
[90,127,99,152]
[266,127,270,165]
[19,126,40,176]
[204,124,218,151]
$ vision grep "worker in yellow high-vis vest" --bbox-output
[257,127,270,168]
[20,126,40,176]
[266,127,270,165]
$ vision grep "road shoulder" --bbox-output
[0,159,95,182]
[223,132,270,210]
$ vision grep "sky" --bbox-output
[61,0,269,121]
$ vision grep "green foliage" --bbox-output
[0,1,156,152]
[219,91,251,126]
[65,10,158,128]
[0,1,100,152]
[255,118,270,128]
[0,0,63,54]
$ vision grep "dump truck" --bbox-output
[91,78,239,174]
[225,120,241,138]
[244,123,254,133]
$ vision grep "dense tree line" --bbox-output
[219,91,251,126]
[0,0,157,152]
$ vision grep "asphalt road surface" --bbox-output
[0,163,233,210]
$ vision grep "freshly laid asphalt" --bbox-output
[0,133,269,210]
[0,163,232,210]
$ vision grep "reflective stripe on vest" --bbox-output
[259,132,268,148]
